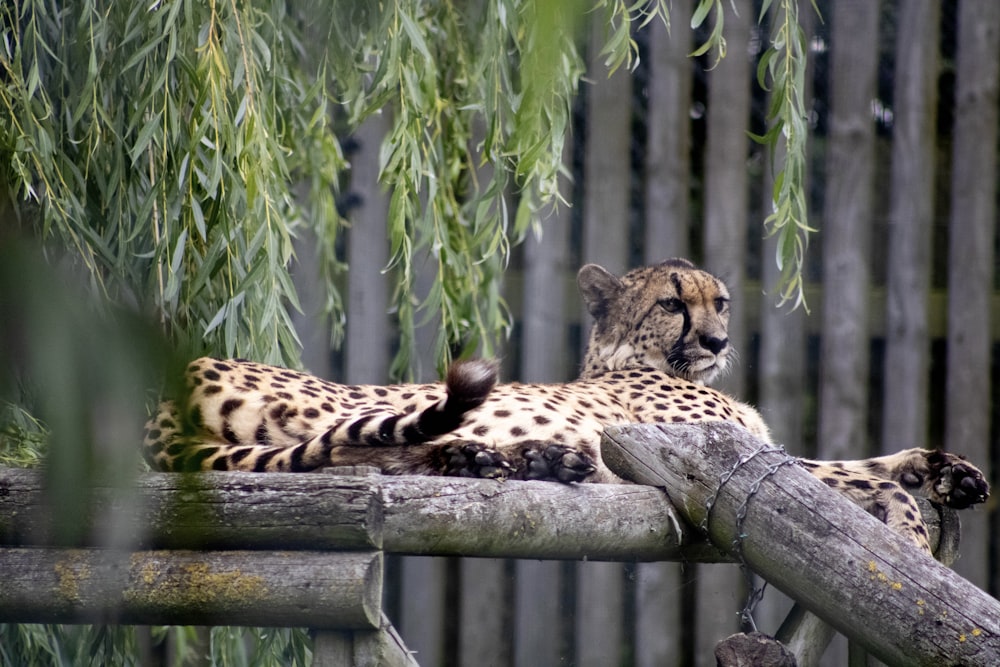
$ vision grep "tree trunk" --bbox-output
[944,0,1000,591]
[881,0,940,452]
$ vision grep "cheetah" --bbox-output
[144,259,989,551]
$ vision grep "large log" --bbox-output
[0,467,721,562]
[601,422,1000,667]
[0,548,382,629]
[0,468,951,562]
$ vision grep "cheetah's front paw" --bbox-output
[920,451,990,509]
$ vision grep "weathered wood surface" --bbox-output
[0,468,383,550]
[312,614,419,667]
[0,467,724,562]
[0,467,952,562]
[0,548,382,629]
[714,632,797,667]
[601,422,1000,667]
[379,476,721,561]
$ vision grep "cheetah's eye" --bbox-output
[658,298,685,314]
[714,297,729,314]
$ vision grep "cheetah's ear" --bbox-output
[577,264,624,320]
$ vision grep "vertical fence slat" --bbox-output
[575,562,625,667]
[817,0,881,463]
[697,7,753,663]
[514,560,565,667]
[944,0,1000,591]
[398,557,447,666]
[512,138,576,667]
[345,114,393,385]
[634,562,684,667]
[756,0,811,623]
[881,0,941,452]
[459,559,510,667]
[643,0,693,260]
[636,7,693,665]
[574,16,635,664]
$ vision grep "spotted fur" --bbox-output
[144,259,990,550]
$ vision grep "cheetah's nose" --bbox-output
[700,335,728,355]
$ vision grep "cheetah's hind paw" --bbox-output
[521,443,596,484]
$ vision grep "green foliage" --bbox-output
[691,0,729,65]
[753,0,820,311]
[0,402,48,468]
[0,625,312,666]
[1,0,344,367]
[320,0,669,376]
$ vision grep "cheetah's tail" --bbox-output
[332,358,498,446]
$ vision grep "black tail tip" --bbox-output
[446,359,499,406]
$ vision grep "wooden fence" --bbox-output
[284,2,1000,665]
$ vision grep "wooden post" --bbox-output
[601,422,1000,666]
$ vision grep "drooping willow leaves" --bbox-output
[2,0,808,374]
[753,0,820,311]
[1,0,343,367]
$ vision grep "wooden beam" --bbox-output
[601,422,1000,666]
[0,548,382,629]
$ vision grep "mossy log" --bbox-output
[0,548,382,628]
[601,422,1000,667]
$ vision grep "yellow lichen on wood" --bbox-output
[124,558,269,609]
[865,560,903,591]
[53,554,91,604]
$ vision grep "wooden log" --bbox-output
[601,422,1000,667]
[0,548,382,629]
[714,632,797,667]
[1,469,950,563]
[0,468,382,550]
[0,468,722,561]
[378,476,722,562]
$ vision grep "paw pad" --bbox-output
[440,442,512,479]
[522,444,596,483]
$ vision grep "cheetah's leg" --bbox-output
[799,449,989,509]
[800,464,933,551]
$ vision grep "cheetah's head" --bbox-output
[577,259,731,383]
